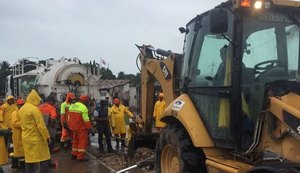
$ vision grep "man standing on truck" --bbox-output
[153,93,166,131]
[60,92,75,150]
[110,97,134,148]
[68,95,92,161]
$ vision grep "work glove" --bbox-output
[128,117,134,124]
[89,128,95,136]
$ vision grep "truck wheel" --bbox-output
[155,124,207,173]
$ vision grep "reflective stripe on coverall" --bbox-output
[68,102,92,160]
[153,100,166,128]
[11,110,24,157]
[18,89,51,163]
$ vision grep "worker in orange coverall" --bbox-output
[60,93,75,150]
[10,99,25,171]
[68,95,92,162]
[153,92,166,131]
[110,98,134,148]
[39,95,58,167]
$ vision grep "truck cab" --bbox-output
[156,0,300,172]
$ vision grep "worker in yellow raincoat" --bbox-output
[10,99,25,171]
[0,95,18,129]
[110,98,134,148]
[0,95,17,166]
[18,89,51,173]
[0,108,11,166]
[153,93,166,131]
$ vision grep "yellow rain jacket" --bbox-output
[153,100,166,128]
[18,89,50,163]
[11,110,24,157]
[0,95,18,129]
[110,104,133,134]
[0,108,8,165]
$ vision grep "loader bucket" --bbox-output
[128,132,158,159]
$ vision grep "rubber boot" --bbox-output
[11,157,19,169]
[19,160,25,172]
[0,166,4,173]
[121,139,126,148]
[107,141,115,153]
[115,139,120,149]
[98,145,105,153]
[67,140,72,150]
[60,142,65,149]
[48,160,56,168]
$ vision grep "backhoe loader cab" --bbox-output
[155,0,300,172]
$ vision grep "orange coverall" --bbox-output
[68,102,92,160]
[60,93,74,143]
[39,102,58,152]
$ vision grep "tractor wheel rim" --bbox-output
[161,145,180,173]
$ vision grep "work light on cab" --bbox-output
[253,0,263,9]
[240,0,265,9]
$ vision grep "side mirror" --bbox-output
[210,8,228,34]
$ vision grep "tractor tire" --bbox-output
[155,124,207,173]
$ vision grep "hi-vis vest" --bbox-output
[68,102,91,130]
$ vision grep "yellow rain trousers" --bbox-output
[18,89,50,163]
[11,110,24,157]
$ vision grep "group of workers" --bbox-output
[0,89,167,173]
[0,90,55,173]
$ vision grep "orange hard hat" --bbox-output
[113,98,120,104]
[16,99,25,105]
[66,93,75,99]
[79,95,89,101]
[159,93,164,97]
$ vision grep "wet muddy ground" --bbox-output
[2,134,155,173]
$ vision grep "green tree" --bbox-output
[0,61,11,96]
[134,73,141,85]
[117,71,140,85]
[101,67,116,79]
[117,71,126,79]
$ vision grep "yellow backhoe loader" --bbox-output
[131,0,300,172]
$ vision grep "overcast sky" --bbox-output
[0,0,224,76]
